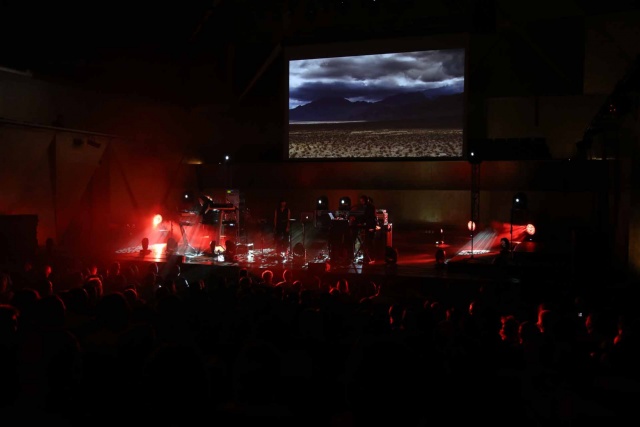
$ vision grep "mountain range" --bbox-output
[289,87,464,123]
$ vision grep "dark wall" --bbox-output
[190,159,619,231]
[0,215,38,265]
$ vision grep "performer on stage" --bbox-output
[358,194,377,264]
[198,194,217,252]
[274,199,291,257]
[347,210,359,262]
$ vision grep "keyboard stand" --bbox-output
[179,223,200,256]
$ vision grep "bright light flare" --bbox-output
[526,223,536,235]
[458,249,491,256]
[153,214,163,227]
[467,221,476,231]
[457,228,497,254]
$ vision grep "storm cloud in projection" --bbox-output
[288,48,465,159]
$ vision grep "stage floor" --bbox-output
[112,223,559,286]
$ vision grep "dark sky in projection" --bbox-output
[289,49,465,108]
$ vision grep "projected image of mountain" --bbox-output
[289,91,463,124]
[288,48,466,159]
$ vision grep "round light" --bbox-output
[467,221,476,231]
[526,223,536,235]
[318,199,323,205]
[153,214,163,227]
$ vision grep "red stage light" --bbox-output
[153,214,163,227]
[526,223,536,235]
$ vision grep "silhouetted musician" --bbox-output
[198,195,217,225]
[352,195,377,264]
[274,199,291,256]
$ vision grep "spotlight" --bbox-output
[339,196,351,211]
[467,150,482,165]
[153,214,163,227]
[182,190,194,202]
[467,221,476,232]
[316,195,329,210]
[512,192,527,210]
[525,223,536,241]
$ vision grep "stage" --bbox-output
[112,221,574,295]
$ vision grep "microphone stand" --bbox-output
[287,218,296,264]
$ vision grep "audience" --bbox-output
[0,247,638,425]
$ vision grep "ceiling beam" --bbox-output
[190,0,224,42]
[236,43,283,105]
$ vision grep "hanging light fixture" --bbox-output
[339,196,351,211]
[316,195,329,210]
